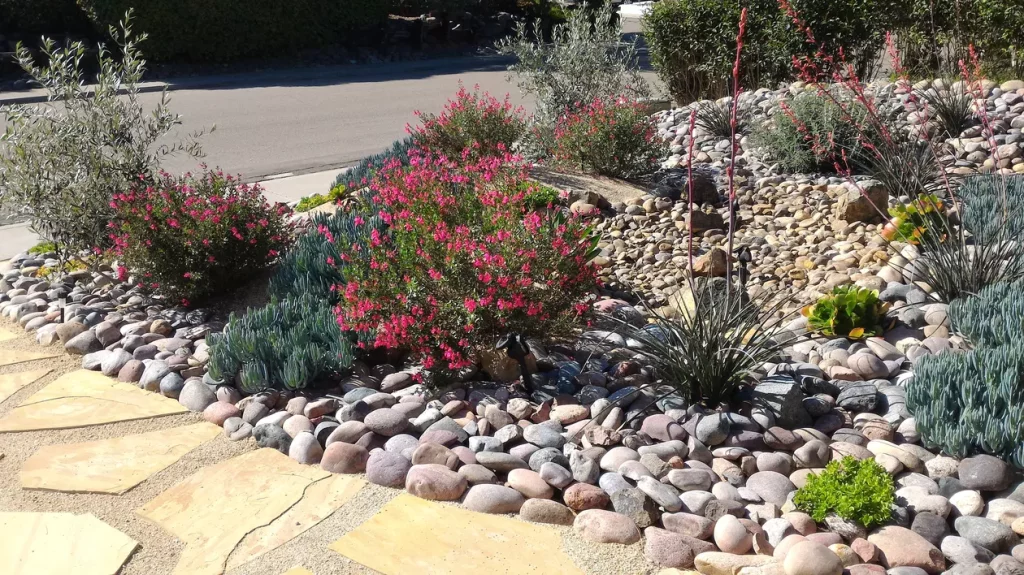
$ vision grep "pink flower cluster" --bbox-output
[333,151,598,374]
[109,168,295,304]
[410,84,528,161]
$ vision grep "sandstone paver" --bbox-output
[329,492,586,575]
[0,326,21,342]
[0,511,138,575]
[0,348,59,367]
[226,474,366,571]
[0,367,51,405]
[137,448,331,575]
[21,422,222,494]
[0,369,186,432]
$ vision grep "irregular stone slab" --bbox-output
[330,493,584,575]
[0,348,59,368]
[0,367,51,405]
[0,326,20,342]
[281,568,313,575]
[0,370,186,432]
[137,448,330,575]
[226,474,365,571]
[0,512,138,575]
[21,422,221,494]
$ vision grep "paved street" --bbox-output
[0,19,655,257]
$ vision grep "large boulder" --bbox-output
[835,180,888,224]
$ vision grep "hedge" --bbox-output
[0,0,93,39]
[76,0,392,62]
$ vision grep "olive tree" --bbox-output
[0,12,209,265]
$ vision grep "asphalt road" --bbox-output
[143,18,654,179]
[151,56,534,180]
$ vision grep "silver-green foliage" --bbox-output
[905,175,1024,303]
[908,280,1024,468]
[0,12,207,262]
[949,279,1024,348]
[207,294,353,393]
[270,208,386,303]
[608,278,797,408]
[496,3,649,123]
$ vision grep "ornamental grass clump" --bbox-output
[794,456,894,529]
[411,85,528,160]
[550,96,664,180]
[109,169,294,305]
[333,152,599,380]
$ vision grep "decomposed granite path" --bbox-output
[0,320,660,575]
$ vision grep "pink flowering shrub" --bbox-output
[109,169,294,304]
[550,96,664,180]
[411,84,528,160]
[334,152,599,378]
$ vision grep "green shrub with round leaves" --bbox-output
[793,456,895,529]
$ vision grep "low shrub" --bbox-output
[550,96,663,180]
[334,154,599,379]
[295,183,346,213]
[802,285,888,339]
[77,0,389,62]
[411,85,528,160]
[520,181,562,210]
[207,294,353,393]
[793,456,895,529]
[0,16,207,264]
[751,92,870,174]
[908,280,1024,468]
[109,169,294,305]
[643,0,896,102]
[497,3,649,122]
[27,241,57,255]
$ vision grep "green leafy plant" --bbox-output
[802,284,888,339]
[520,181,562,210]
[77,0,389,62]
[794,456,895,529]
[0,13,208,265]
[27,241,57,255]
[751,91,871,174]
[881,193,946,245]
[207,294,353,393]
[609,278,799,407]
[496,3,649,124]
[295,183,346,213]
[550,96,664,180]
[643,0,896,102]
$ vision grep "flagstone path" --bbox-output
[0,321,656,575]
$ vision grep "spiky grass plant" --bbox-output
[897,174,1024,302]
[694,100,748,139]
[607,278,802,408]
[916,85,975,139]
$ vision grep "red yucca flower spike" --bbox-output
[725,7,747,297]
